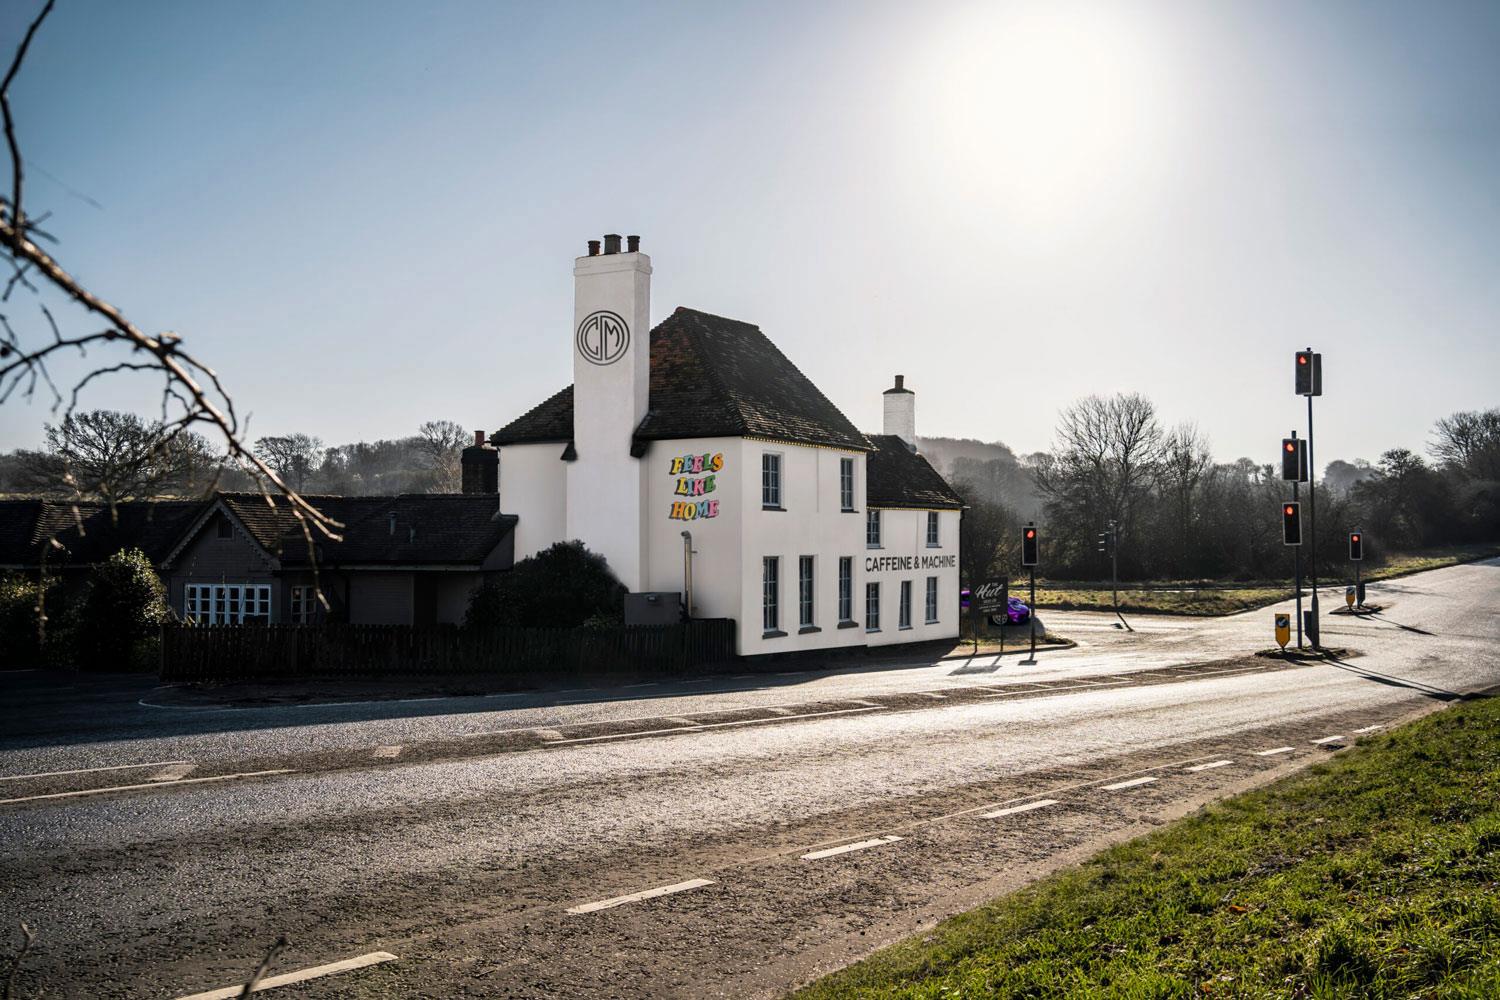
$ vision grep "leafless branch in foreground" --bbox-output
[1,0,341,605]
[239,934,289,998]
[2,922,35,1000]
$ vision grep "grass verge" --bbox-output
[1037,543,1500,617]
[794,694,1500,999]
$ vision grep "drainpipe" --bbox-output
[680,531,695,619]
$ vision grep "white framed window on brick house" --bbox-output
[839,457,855,512]
[761,453,783,509]
[289,585,316,625]
[925,576,939,624]
[762,556,781,634]
[798,556,815,630]
[838,557,853,624]
[865,581,880,632]
[184,583,271,625]
[926,511,940,547]
[899,580,913,629]
[866,509,881,548]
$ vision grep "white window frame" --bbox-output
[926,511,940,547]
[865,581,880,632]
[899,580,913,630]
[761,452,783,509]
[289,585,316,625]
[798,556,815,629]
[925,576,939,624]
[866,509,881,548]
[763,556,780,634]
[839,457,855,512]
[184,583,271,625]
[838,556,853,623]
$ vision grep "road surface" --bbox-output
[1,559,1495,998]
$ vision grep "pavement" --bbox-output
[0,559,1496,998]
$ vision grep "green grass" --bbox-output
[1037,543,1500,617]
[793,696,1500,1000]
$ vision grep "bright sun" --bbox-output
[914,2,1173,227]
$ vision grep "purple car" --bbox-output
[989,597,1031,626]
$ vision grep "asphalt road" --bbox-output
[1,560,1495,998]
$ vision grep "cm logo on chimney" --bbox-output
[575,309,630,366]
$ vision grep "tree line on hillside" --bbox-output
[0,411,475,500]
[938,398,1500,586]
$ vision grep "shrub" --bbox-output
[465,540,626,630]
[73,547,171,671]
[0,573,50,668]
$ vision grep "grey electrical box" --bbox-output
[624,592,684,626]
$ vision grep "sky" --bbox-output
[1,0,1497,466]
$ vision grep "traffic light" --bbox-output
[1295,350,1322,396]
[1280,438,1308,482]
[1282,502,1302,546]
[1349,531,1363,561]
[1021,525,1039,566]
[1096,531,1109,553]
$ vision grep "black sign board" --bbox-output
[973,578,1009,616]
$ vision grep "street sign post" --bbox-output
[1274,612,1290,650]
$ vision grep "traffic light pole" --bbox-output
[1028,566,1036,661]
[1292,476,1303,649]
[1306,390,1320,647]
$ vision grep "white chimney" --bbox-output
[565,233,652,591]
[883,374,916,450]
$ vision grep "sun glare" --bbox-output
[915,2,1174,228]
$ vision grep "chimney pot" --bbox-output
[474,430,485,447]
[587,239,600,256]
[603,233,622,255]
[626,234,640,252]
[894,374,904,390]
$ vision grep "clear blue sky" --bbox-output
[1,0,1496,465]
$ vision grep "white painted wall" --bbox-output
[862,507,961,647]
[500,442,567,561]
[641,437,743,628]
[567,249,652,590]
[737,441,868,657]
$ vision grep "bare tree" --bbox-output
[16,409,218,502]
[415,419,467,492]
[1431,408,1500,481]
[255,433,323,493]
[0,2,339,551]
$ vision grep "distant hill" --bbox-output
[916,436,1041,516]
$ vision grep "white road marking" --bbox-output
[1101,776,1158,791]
[1353,724,1383,733]
[0,770,295,806]
[148,763,197,782]
[982,799,1059,818]
[174,951,399,1000]
[1312,735,1345,745]
[801,835,903,860]
[0,760,191,782]
[765,707,795,716]
[531,729,565,741]
[847,698,882,707]
[542,707,882,745]
[1186,760,1235,772]
[1256,746,1296,756]
[660,717,702,727]
[566,878,715,914]
[372,745,403,759]
[922,692,948,699]
[980,683,1106,698]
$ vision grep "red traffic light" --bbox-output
[1298,354,1308,365]
[1284,505,1295,516]
[1284,442,1295,452]
[1025,528,1035,539]
[1351,534,1360,543]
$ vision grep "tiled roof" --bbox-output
[493,307,870,452]
[865,435,965,510]
[214,493,516,566]
[0,498,206,568]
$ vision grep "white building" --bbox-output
[490,235,963,656]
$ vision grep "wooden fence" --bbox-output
[160,619,737,682]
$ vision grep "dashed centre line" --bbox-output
[148,763,197,782]
[1101,776,1158,791]
[0,760,191,782]
[0,769,296,806]
[541,707,880,745]
[801,835,903,860]
[982,799,1059,818]
[1185,760,1235,772]
[1256,746,1296,756]
[372,745,403,759]
[1312,735,1345,745]
[1353,724,1383,733]
[566,878,715,914]
[174,951,399,1000]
